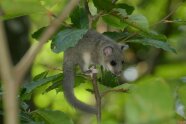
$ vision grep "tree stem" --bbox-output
[91,66,101,123]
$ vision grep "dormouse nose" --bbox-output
[115,70,122,76]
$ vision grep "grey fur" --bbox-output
[62,30,127,114]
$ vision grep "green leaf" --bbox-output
[32,26,68,40]
[103,31,129,41]
[20,112,37,124]
[92,0,114,11]
[102,15,126,29]
[92,0,134,15]
[111,9,165,39]
[178,85,186,111]
[46,75,86,93]
[128,38,176,53]
[129,14,149,30]
[23,73,63,94]
[98,70,121,88]
[51,29,88,53]
[112,9,149,30]
[32,27,47,40]
[113,8,128,17]
[33,71,49,81]
[125,77,175,124]
[32,109,73,124]
[1,0,44,19]
[115,3,134,15]
[113,9,149,30]
[70,7,88,28]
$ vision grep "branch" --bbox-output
[101,88,129,97]
[84,0,93,29]
[14,0,80,84]
[91,66,101,123]
[0,16,19,124]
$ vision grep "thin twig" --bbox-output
[152,1,182,27]
[162,19,186,23]
[14,0,80,84]
[101,88,129,97]
[84,0,93,29]
[0,16,19,124]
[42,64,62,71]
[91,66,101,124]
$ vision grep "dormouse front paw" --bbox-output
[84,69,93,75]
[84,67,98,76]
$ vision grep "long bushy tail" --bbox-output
[62,60,97,114]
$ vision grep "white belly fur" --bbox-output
[82,52,91,70]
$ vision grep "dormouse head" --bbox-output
[102,43,128,76]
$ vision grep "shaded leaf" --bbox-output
[70,7,88,28]
[32,109,73,124]
[23,73,63,94]
[92,0,134,15]
[92,0,114,11]
[46,75,86,93]
[51,29,88,53]
[128,38,176,53]
[98,70,121,87]
[103,31,129,41]
[20,112,38,124]
[102,15,126,29]
[32,27,47,40]
[116,3,134,15]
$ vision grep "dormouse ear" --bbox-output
[120,44,129,51]
[103,46,113,56]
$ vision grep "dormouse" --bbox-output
[62,30,128,114]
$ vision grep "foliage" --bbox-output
[1,0,186,124]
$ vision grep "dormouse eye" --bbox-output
[121,60,124,64]
[110,60,117,66]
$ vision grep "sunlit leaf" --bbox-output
[178,85,186,112]
[1,0,44,19]
[125,77,176,124]
[129,14,149,30]
[155,63,186,78]
[32,109,73,124]
[113,9,149,30]
[51,29,88,53]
